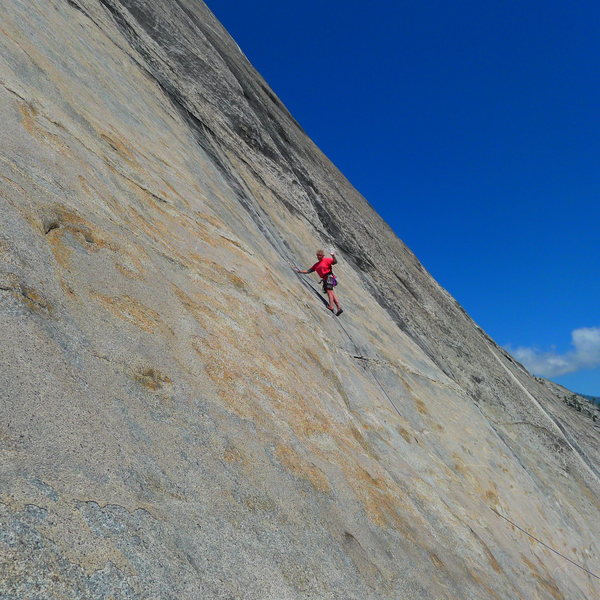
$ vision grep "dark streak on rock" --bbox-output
[63,0,86,15]
[44,221,60,235]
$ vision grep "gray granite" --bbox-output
[0,1,598,598]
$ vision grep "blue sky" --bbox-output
[207,0,600,395]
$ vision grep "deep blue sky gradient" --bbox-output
[207,0,600,394]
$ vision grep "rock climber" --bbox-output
[295,249,343,316]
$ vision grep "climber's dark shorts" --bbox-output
[322,274,335,292]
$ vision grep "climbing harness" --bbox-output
[322,272,337,292]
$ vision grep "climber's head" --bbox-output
[316,249,325,259]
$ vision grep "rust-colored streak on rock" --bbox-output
[275,444,331,493]
[521,555,566,600]
[415,398,429,415]
[90,292,162,333]
[18,102,71,156]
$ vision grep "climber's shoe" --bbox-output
[336,308,344,316]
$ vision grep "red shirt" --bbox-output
[311,257,334,278]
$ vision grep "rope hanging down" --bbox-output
[298,264,600,579]
[292,268,405,419]
[293,260,600,584]
[489,507,600,580]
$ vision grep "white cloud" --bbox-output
[507,327,600,378]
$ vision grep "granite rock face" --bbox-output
[1,1,599,598]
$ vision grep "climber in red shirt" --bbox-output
[295,249,343,315]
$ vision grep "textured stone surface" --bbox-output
[0,1,598,598]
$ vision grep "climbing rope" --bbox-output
[292,268,405,420]
[489,507,600,580]
[292,257,600,584]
